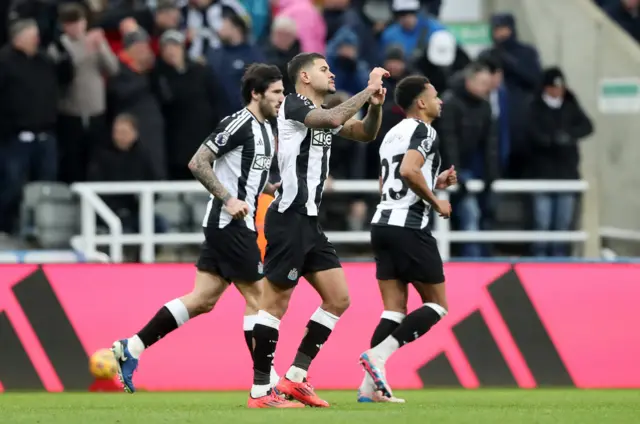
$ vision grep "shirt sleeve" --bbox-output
[202,115,246,157]
[283,94,316,123]
[408,122,437,160]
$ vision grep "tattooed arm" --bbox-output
[338,104,383,142]
[303,87,376,129]
[187,145,232,203]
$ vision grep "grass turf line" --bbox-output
[1,390,639,424]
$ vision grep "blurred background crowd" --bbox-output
[0,0,637,260]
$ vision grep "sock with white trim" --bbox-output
[133,299,190,358]
[371,303,447,363]
[251,310,280,398]
[287,308,339,382]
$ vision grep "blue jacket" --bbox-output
[326,27,370,95]
[381,14,446,55]
[206,44,265,116]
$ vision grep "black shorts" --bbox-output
[371,224,445,284]
[196,222,263,283]
[263,207,341,287]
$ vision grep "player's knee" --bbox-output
[325,294,350,316]
[190,290,222,315]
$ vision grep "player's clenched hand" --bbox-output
[367,67,390,93]
[436,165,457,189]
[435,199,452,219]
[224,198,250,219]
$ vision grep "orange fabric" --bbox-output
[256,194,273,260]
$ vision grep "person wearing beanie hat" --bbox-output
[205,5,265,116]
[525,67,593,257]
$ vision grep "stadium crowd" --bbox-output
[0,0,610,257]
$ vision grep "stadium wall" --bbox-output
[0,263,638,392]
[486,0,640,256]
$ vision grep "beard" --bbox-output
[259,101,277,119]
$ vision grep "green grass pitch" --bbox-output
[2,390,639,423]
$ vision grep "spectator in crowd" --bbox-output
[275,0,327,54]
[240,0,271,41]
[88,113,164,233]
[107,29,167,178]
[206,7,264,116]
[323,0,381,66]
[8,0,59,47]
[326,26,369,95]
[411,28,470,93]
[366,44,410,178]
[100,0,182,57]
[262,15,300,95]
[152,30,221,180]
[438,61,498,257]
[49,4,119,184]
[184,0,248,60]
[604,0,640,42]
[0,19,59,234]
[380,0,446,55]
[481,13,542,179]
[524,68,593,257]
[420,0,442,17]
[478,50,509,176]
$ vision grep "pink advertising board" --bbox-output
[0,263,639,391]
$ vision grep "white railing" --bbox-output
[70,179,589,263]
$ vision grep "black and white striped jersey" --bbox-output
[201,108,276,231]
[371,118,441,230]
[270,93,343,216]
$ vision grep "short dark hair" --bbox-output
[241,63,283,105]
[58,3,86,23]
[287,52,325,86]
[477,50,503,73]
[395,75,430,112]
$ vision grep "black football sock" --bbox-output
[251,311,280,397]
[371,303,447,362]
[370,311,406,348]
[136,299,190,349]
[243,315,258,359]
[287,308,339,382]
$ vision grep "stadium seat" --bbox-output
[20,182,79,249]
[155,193,190,232]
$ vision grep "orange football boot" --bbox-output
[247,390,305,408]
[276,378,330,408]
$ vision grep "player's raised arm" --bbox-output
[336,68,388,142]
[303,67,388,129]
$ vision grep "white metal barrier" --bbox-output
[70,179,589,263]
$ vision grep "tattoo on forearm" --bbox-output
[307,88,372,127]
[188,145,232,203]
[362,105,382,138]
